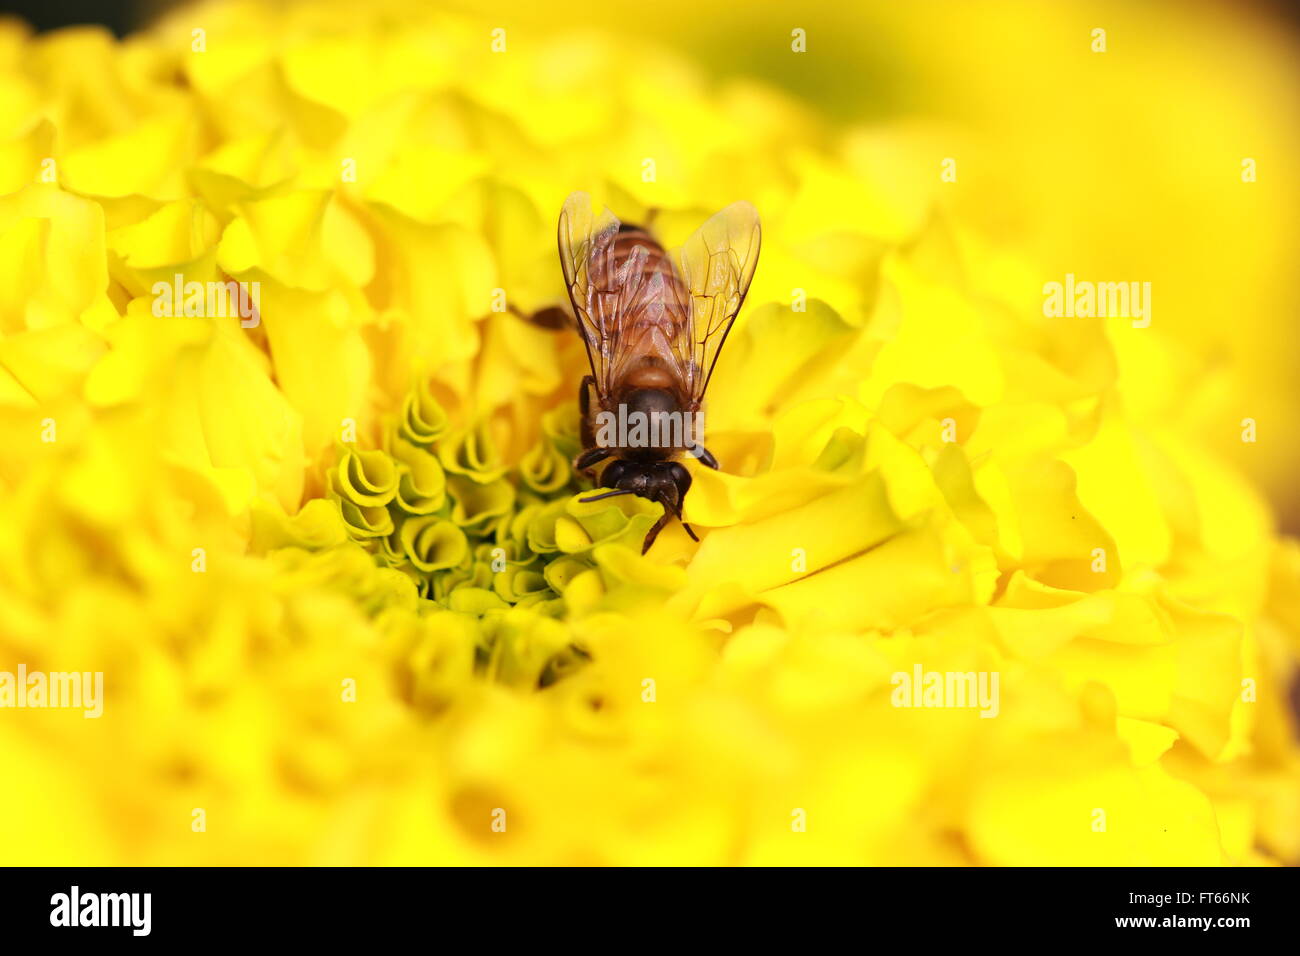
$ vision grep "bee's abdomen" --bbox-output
[608,225,691,393]
[613,226,681,289]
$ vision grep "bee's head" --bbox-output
[582,459,698,553]
[595,459,691,505]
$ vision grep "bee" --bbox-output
[556,191,761,553]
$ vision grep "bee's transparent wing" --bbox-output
[557,191,655,401]
[674,200,761,403]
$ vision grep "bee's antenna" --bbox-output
[681,522,700,542]
[579,489,636,503]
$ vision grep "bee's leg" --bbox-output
[508,302,573,330]
[576,375,604,479]
[644,494,696,554]
[661,463,698,542]
[641,508,672,555]
[692,445,720,470]
[574,446,610,474]
[664,495,700,542]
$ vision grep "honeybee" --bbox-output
[556,191,761,553]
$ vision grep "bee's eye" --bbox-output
[603,460,627,487]
[668,462,692,491]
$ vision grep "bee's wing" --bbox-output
[674,200,761,403]
[557,191,657,402]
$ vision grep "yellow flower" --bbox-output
[0,0,1295,867]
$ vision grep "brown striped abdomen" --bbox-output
[612,225,687,301]
[610,224,691,395]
